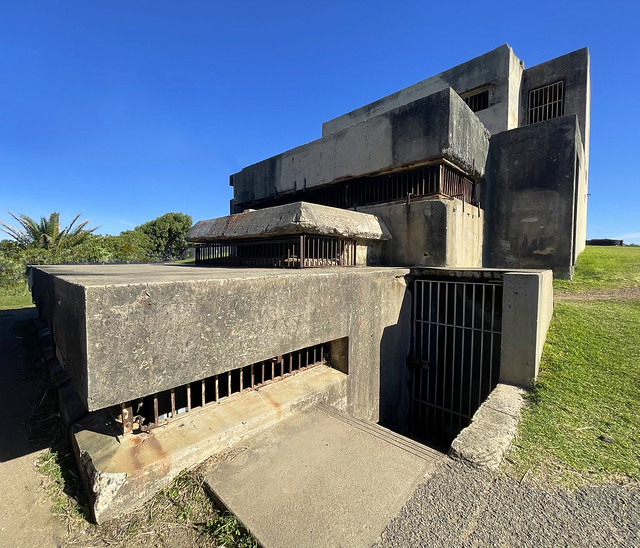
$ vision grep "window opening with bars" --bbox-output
[234,163,475,212]
[194,235,357,268]
[528,80,564,124]
[117,342,329,435]
[410,279,503,448]
[462,88,489,112]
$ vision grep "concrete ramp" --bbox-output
[203,405,444,548]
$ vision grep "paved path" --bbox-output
[0,307,65,548]
[204,404,444,548]
[375,459,640,547]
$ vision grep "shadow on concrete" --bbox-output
[378,284,412,436]
[0,307,56,462]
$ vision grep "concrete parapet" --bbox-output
[322,44,520,136]
[449,383,526,469]
[29,264,410,420]
[500,270,554,386]
[484,115,585,278]
[230,88,489,209]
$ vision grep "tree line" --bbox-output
[0,211,192,295]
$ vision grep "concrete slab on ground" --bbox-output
[203,404,444,548]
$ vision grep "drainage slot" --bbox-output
[115,341,336,435]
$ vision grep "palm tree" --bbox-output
[0,212,97,252]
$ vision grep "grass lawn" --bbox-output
[554,245,640,293]
[0,290,33,310]
[507,246,640,486]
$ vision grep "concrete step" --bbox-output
[317,403,442,461]
[203,405,445,548]
[71,364,347,523]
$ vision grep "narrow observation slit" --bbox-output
[115,342,332,435]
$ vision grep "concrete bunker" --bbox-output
[28,43,587,524]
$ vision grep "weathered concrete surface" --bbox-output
[203,405,444,548]
[449,383,526,469]
[520,47,590,162]
[29,264,410,418]
[361,197,483,267]
[500,270,554,386]
[72,365,346,523]
[230,88,489,210]
[484,115,585,278]
[323,44,522,136]
[186,201,391,242]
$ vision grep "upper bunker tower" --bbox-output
[219,44,590,278]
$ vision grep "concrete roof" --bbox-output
[28,263,408,287]
[186,201,392,243]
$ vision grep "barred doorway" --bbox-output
[410,279,503,448]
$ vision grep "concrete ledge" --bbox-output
[187,201,391,242]
[71,365,347,523]
[449,383,526,469]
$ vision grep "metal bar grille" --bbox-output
[116,343,328,435]
[528,80,564,124]
[235,163,475,211]
[411,279,503,448]
[462,89,489,112]
[194,235,356,268]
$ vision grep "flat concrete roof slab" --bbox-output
[187,201,391,242]
[203,405,443,548]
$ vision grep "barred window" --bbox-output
[528,80,564,124]
[461,88,489,112]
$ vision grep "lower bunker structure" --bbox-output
[26,43,588,526]
[29,260,552,523]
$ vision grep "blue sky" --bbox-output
[1,1,639,244]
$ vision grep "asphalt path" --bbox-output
[375,459,639,547]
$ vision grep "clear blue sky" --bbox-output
[1,1,639,243]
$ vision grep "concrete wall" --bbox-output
[322,44,521,136]
[500,270,554,386]
[230,88,489,210]
[520,47,590,163]
[360,197,483,268]
[484,115,582,278]
[30,265,411,423]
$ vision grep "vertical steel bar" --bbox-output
[187,383,191,412]
[170,388,176,418]
[468,284,476,419]
[201,379,206,406]
[153,395,159,425]
[451,282,457,433]
[479,284,486,402]
[215,375,219,402]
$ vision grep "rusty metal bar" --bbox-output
[121,403,134,435]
